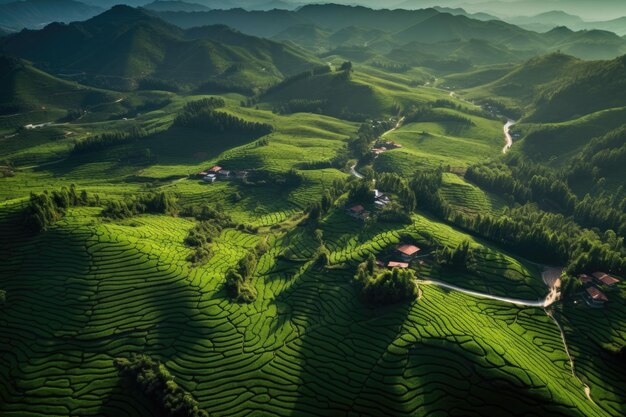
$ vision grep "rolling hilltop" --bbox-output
[0,5,320,91]
[152,4,626,61]
[464,52,626,122]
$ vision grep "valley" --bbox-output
[0,2,624,417]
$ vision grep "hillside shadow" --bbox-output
[265,259,414,416]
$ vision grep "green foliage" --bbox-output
[0,289,6,307]
[114,354,208,417]
[224,252,258,303]
[355,260,418,306]
[174,106,272,137]
[72,127,151,154]
[436,240,476,271]
[24,185,91,232]
[101,192,177,219]
[348,180,374,203]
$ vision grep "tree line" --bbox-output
[24,185,92,232]
[408,167,625,275]
[72,127,151,154]
[101,192,177,219]
[466,154,626,236]
[114,354,208,417]
[174,105,272,137]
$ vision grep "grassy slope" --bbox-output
[0,61,624,417]
[0,200,613,417]
[375,110,503,174]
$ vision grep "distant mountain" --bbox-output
[154,5,440,37]
[581,17,626,37]
[152,5,626,63]
[395,12,545,51]
[143,1,210,13]
[432,6,499,22]
[387,38,532,70]
[272,24,331,52]
[0,5,320,91]
[465,53,626,122]
[0,0,103,31]
[506,11,584,33]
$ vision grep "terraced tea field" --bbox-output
[0,204,616,417]
[1,65,624,417]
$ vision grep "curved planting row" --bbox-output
[0,205,620,417]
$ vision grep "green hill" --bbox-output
[260,69,392,119]
[0,5,321,91]
[0,55,119,117]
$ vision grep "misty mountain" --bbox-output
[0,0,103,31]
[143,1,211,13]
[0,5,320,91]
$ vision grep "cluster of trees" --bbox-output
[568,126,626,183]
[348,119,397,159]
[354,255,418,306]
[24,185,92,232]
[435,240,476,271]
[180,98,225,114]
[465,155,626,235]
[377,173,416,212]
[72,127,150,154]
[174,105,272,137]
[0,290,6,307]
[404,104,474,126]
[408,167,625,274]
[183,205,235,266]
[224,240,268,303]
[306,179,347,225]
[101,192,177,219]
[114,354,208,417]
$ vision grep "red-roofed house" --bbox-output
[592,272,621,289]
[585,286,608,308]
[347,205,369,220]
[388,261,409,269]
[396,244,421,261]
[208,166,222,173]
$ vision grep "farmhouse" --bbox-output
[584,286,608,308]
[202,174,216,183]
[388,261,409,269]
[396,244,421,261]
[347,204,370,220]
[592,272,620,289]
[208,165,222,173]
